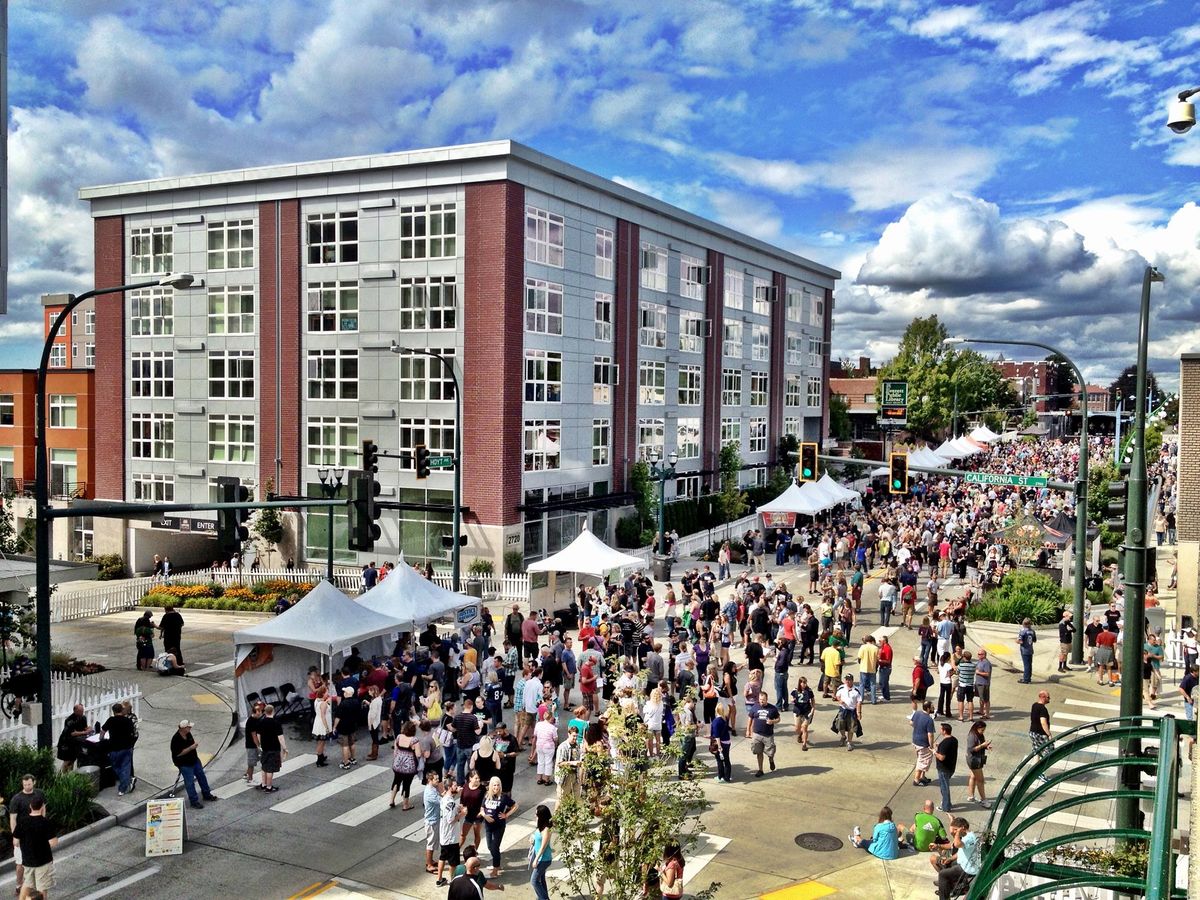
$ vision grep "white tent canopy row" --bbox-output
[526,524,644,577]
[757,474,861,517]
[934,437,986,460]
[970,425,1000,443]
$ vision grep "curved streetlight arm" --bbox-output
[1179,87,1200,102]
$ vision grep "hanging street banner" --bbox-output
[879,380,908,425]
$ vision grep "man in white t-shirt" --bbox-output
[835,675,863,751]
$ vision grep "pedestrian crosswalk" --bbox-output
[215,753,318,798]
[271,764,386,814]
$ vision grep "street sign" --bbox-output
[880,380,908,425]
[428,455,455,469]
[963,472,1049,488]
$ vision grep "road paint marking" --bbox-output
[681,832,731,887]
[191,693,225,705]
[983,642,1012,656]
[288,882,334,900]
[215,753,317,798]
[189,659,235,677]
[761,881,838,900]
[271,764,386,814]
[78,865,161,899]
[332,789,399,827]
[393,820,426,842]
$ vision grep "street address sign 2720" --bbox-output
[963,472,1048,488]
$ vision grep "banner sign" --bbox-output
[145,797,185,857]
[761,511,797,529]
[880,380,908,424]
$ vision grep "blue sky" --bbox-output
[4,0,1200,389]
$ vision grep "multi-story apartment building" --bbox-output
[80,141,838,573]
[41,293,97,370]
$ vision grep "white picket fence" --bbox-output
[0,668,141,747]
[51,577,158,623]
[619,511,764,572]
[1163,628,1193,669]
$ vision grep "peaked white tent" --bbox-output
[951,436,985,456]
[757,481,829,516]
[817,473,860,503]
[970,425,1000,443]
[526,525,644,578]
[232,580,404,717]
[358,556,477,629]
[935,439,965,459]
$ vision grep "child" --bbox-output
[436,775,465,886]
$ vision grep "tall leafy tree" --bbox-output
[828,393,852,440]
[252,478,286,567]
[1108,364,1160,411]
[1045,353,1078,412]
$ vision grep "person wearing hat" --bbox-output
[171,720,219,810]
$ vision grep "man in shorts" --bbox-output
[254,704,287,793]
[973,651,992,719]
[750,691,780,777]
[955,650,977,722]
[435,776,464,886]
[423,771,443,875]
[9,775,45,896]
[333,686,362,769]
[12,795,57,900]
[244,701,265,784]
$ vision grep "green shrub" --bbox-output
[468,558,495,576]
[142,592,174,607]
[0,744,97,836]
[204,581,225,597]
[615,516,644,548]
[86,554,125,580]
[42,772,98,834]
[968,571,1067,626]
[503,550,524,574]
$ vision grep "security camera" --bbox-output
[1169,99,1196,134]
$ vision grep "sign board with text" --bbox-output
[761,511,797,529]
[879,380,908,425]
[428,455,455,469]
[145,797,186,857]
[963,472,1049,488]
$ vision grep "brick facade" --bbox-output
[1178,354,1200,625]
[463,181,525,526]
[768,271,786,460]
[92,216,124,500]
[258,200,303,496]
[611,219,640,492]
[702,250,725,481]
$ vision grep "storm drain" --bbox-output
[795,832,843,852]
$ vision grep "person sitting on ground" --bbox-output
[849,806,901,860]
[902,799,950,856]
[154,650,185,676]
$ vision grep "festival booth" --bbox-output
[817,473,860,505]
[970,425,1001,443]
[232,580,405,719]
[527,525,645,615]
[757,482,830,529]
[935,437,985,460]
[357,556,480,630]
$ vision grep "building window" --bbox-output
[524,350,563,403]
[592,419,610,466]
[400,203,457,259]
[307,281,360,332]
[525,206,565,267]
[49,345,67,368]
[523,419,561,471]
[85,344,95,366]
[130,225,173,275]
[679,312,705,354]
[749,417,767,453]
[209,350,256,399]
[133,473,175,502]
[723,321,743,358]
[594,292,613,343]
[131,413,174,460]
[638,360,666,405]
[750,324,770,362]
[49,394,78,428]
[784,417,801,437]
[750,372,768,407]
[84,309,95,335]
[398,349,456,402]
[306,211,358,265]
[72,515,94,560]
[785,375,803,408]
[786,287,803,323]
[637,418,665,461]
[595,228,614,279]
[209,414,256,464]
[678,365,702,406]
[640,242,668,292]
[398,418,454,469]
[525,278,563,335]
[307,416,359,467]
[130,287,173,336]
[128,353,163,403]
[0,395,13,426]
[676,474,701,499]
[207,218,254,270]
[399,276,457,331]
[0,447,12,489]
[724,269,744,309]
[807,376,823,409]
[49,449,78,498]
[593,356,613,405]
[809,336,822,368]
[813,293,824,326]
[753,278,772,316]
[307,349,359,400]
[722,368,742,406]
[208,286,255,335]
[638,302,666,348]
[786,335,803,366]
[677,418,700,460]
[680,254,706,301]
[721,417,741,448]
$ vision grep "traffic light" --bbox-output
[798,442,819,482]
[216,476,251,555]
[441,533,468,549]
[348,469,382,552]
[1105,475,1129,535]
[415,444,431,480]
[362,439,379,475]
[888,453,908,495]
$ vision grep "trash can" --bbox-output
[76,765,102,792]
[652,555,673,582]
[465,577,483,600]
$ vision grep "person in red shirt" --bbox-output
[1095,629,1119,686]
[878,635,894,701]
[580,659,598,716]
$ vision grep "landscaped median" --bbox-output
[140,578,316,612]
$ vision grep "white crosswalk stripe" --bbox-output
[188,659,235,677]
[271,764,387,814]
[214,753,317,798]
[393,820,426,842]
[333,790,399,827]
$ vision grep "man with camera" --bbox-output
[933,816,981,900]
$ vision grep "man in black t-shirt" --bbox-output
[333,687,362,770]
[158,605,185,664]
[750,691,780,777]
[1028,691,1052,779]
[102,703,138,795]
[253,705,287,792]
[744,634,765,676]
[171,720,219,809]
[12,796,56,899]
[9,775,46,895]
[935,723,959,813]
[244,702,265,784]
[56,704,91,772]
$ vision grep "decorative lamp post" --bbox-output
[316,467,345,583]
[649,449,678,581]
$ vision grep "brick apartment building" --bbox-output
[79,141,839,573]
[997,360,1051,412]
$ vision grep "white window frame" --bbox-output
[638,360,666,405]
[84,309,95,335]
[722,368,742,407]
[131,351,174,399]
[593,356,613,405]
[723,320,743,358]
[307,416,359,468]
[525,206,565,267]
[679,311,704,353]
[676,474,701,499]
[133,473,175,502]
[307,281,360,333]
[809,336,822,368]
[594,292,613,343]
[749,416,768,453]
[807,376,823,409]
[49,394,78,428]
[209,414,256,464]
[400,203,457,260]
[131,412,174,460]
[676,417,700,460]
[48,345,67,368]
[207,218,254,270]
[636,418,665,462]
[640,242,668,292]
[85,343,95,366]
[209,350,256,399]
[680,254,706,301]
[721,417,741,449]
[400,276,456,331]
[639,301,666,349]
[399,417,455,469]
[751,324,770,362]
[592,418,610,467]
[595,228,614,280]
[784,417,801,438]
[130,225,172,276]
[724,269,744,309]
[786,287,803,324]
[306,211,358,265]
[130,287,173,337]
[753,278,772,316]
[207,285,255,335]
[525,278,563,335]
[786,335,803,366]
[524,350,563,403]
[785,374,803,408]
[678,365,702,406]
[398,349,456,402]
[307,348,359,400]
[750,372,769,407]
[523,419,562,471]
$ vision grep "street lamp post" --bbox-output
[390,344,463,592]
[945,336,1089,665]
[649,450,678,581]
[34,274,194,749]
[316,467,345,583]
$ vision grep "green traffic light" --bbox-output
[892,479,901,489]
[802,467,812,477]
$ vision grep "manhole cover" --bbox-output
[795,832,843,851]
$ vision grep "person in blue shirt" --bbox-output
[529,803,553,899]
[850,806,901,860]
[710,703,733,783]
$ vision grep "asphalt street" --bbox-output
[10,552,1190,900]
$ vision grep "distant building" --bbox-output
[829,376,881,442]
[41,293,96,370]
[1074,383,1111,412]
[996,360,1052,412]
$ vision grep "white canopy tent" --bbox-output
[757,481,831,516]
[952,436,986,456]
[817,473,860,504]
[970,425,1000,443]
[935,439,965,459]
[357,556,478,630]
[526,525,644,578]
[232,580,404,719]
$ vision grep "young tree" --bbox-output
[628,460,654,533]
[716,444,747,524]
[554,713,718,900]
[828,393,852,441]
[0,496,19,556]
[252,478,285,567]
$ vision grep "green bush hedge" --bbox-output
[0,743,98,837]
[968,571,1068,626]
[85,554,125,580]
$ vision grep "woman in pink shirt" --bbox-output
[533,710,558,786]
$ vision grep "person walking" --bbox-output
[529,804,554,900]
[835,675,863,751]
[878,636,894,702]
[158,605,185,665]
[101,702,138,796]
[171,720,219,810]
[1029,691,1053,782]
[389,721,422,810]
[711,702,734,782]
[934,722,958,813]
[12,794,57,900]
[965,720,991,807]
[9,775,46,897]
[858,636,879,705]
[254,704,287,793]
[910,700,936,786]
[936,652,955,719]
[134,610,156,671]
[676,695,698,779]
[1057,611,1075,673]
[1016,618,1037,683]
[311,687,333,768]
[750,690,781,776]
[955,650,977,722]
[480,776,518,877]
[973,650,992,719]
[243,701,265,783]
[333,686,362,770]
